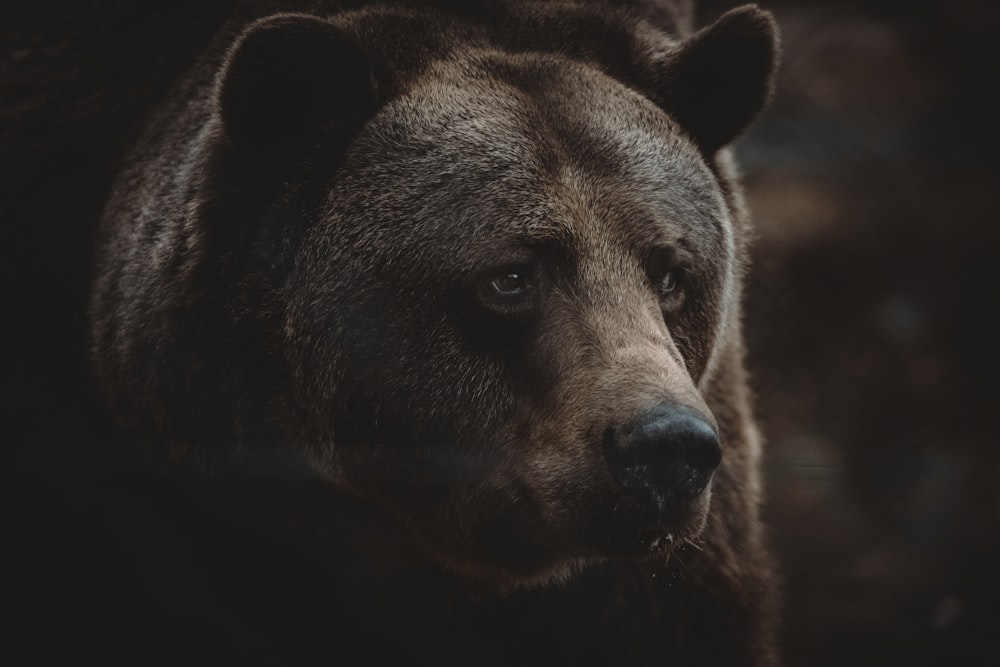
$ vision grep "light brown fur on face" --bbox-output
[290,53,736,581]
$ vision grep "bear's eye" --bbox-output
[490,270,529,296]
[660,272,678,294]
[477,264,540,317]
[653,267,687,312]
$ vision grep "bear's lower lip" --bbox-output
[633,531,676,560]
[592,526,680,561]
[647,533,674,553]
[571,492,708,560]
[595,534,677,564]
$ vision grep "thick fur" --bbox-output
[89,1,781,664]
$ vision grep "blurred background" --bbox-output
[5,0,999,664]
[703,0,1000,663]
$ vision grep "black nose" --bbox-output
[604,404,722,509]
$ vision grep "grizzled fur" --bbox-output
[90,0,781,664]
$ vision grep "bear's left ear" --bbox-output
[647,4,779,154]
[216,13,377,150]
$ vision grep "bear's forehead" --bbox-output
[328,51,727,269]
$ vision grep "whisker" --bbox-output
[682,538,705,552]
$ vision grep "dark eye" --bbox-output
[490,270,529,296]
[654,267,687,312]
[659,271,678,294]
[478,264,540,317]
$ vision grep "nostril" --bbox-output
[678,415,722,471]
[687,441,722,472]
[605,403,722,507]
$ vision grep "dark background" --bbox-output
[5,0,999,664]
[711,0,1000,663]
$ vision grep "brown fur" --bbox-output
[89,1,781,663]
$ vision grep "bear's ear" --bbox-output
[216,14,377,149]
[650,4,779,154]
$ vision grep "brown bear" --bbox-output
[89,0,781,664]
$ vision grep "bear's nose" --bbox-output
[604,404,722,510]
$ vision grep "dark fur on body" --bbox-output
[87,1,780,664]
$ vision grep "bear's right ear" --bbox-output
[645,4,779,155]
[216,14,377,149]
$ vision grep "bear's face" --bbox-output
[204,3,777,587]
[284,54,733,584]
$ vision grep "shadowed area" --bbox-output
[4,0,998,663]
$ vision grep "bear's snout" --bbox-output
[604,404,722,512]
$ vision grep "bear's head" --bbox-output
[121,1,778,589]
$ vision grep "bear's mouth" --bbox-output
[622,528,691,562]
[582,488,713,562]
[645,533,674,558]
